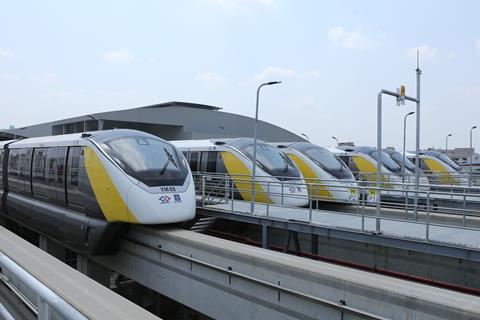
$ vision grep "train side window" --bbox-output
[56,147,68,206]
[199,152,209,173]
[215,152,226,174]
[46,147,59,202]
[7,149,20,192]
[66,147,85,211]
[0,150,3,189]
[8,148,32,195]
[32,148,49,200]
[207,151,218,173]
[189,152,199,172]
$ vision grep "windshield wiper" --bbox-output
[159,148,178,175]
[280,153,289,172]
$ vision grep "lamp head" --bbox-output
[265,81,282,86]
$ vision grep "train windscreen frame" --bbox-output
[361,148,401,173]
[99,135,188,187]
[231,140,301,180]
[294,144,354,179]
[389,151,416,173]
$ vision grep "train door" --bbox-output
[0,150,3,192]
[66,146,85,213]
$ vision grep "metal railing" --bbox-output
[0,254,87,320]
[193,172,480,250]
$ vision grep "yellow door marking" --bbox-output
[220,151,272,203]
[287,153,333,200]
[423,158,457,185]
[83,147,138,223]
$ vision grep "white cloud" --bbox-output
[204,0,278,9]
[43,90,84,100]
[0,74,19,82]
[103,49,134,63]
[0,48,13,57]
[31,72,57,84]
[406,45,456,61]
[406,45,437,60]
[476,40,480,52]
[196,71,226,86]
[147,57,157,63]
[449,86,480,97]
[328,26,368,50]
[254,67,295,82]
[302,70,320,78]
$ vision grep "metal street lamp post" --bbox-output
[445,133,452,150]
[86,115,103,131]
[332,136,339,146]
[470,126,477,186]
[402,111,415,183]
[250,81,281,213]
[376,63,421,231]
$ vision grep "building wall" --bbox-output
[5,104,304,142]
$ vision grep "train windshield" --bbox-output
[296,145,353,179]
[363,149,401,173]
[436,153,461,171]
[99,135,188,187]
[390,151,416,173]
[236,141,301,179]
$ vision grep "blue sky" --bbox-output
[1,0,479,150]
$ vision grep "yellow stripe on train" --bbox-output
[83,147,138,223]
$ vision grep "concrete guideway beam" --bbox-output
[0,226,160,320]
[198,208,480,262]
[93,227,480,320]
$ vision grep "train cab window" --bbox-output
[97,135,188,187]
[239,142,301,179]
[296,145,354,180]
[189,152,199,172]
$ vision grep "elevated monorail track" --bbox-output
[91,226,480,320]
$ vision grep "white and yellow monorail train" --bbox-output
[0,129,196,254]
[172,138,309,207]
[329,146,405,195]
[407,151,467,186]
[382,149,430,189]
[270,142,359,203]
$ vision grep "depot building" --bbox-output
[5,101,303,142]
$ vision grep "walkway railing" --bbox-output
[193,172,480,251]
[0,254,87,320]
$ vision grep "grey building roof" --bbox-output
[6,101,304,143]
[0,131,25,141]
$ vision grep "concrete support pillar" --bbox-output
[261,225,269,249]
[38,235,65,262]
[76,254,110,287]
[0,216,7,228]
[311,234,318,255]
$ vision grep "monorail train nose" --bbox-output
[126,180,196,224]
[279,180,309,207]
